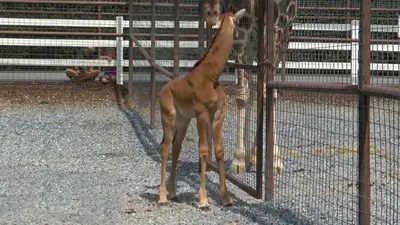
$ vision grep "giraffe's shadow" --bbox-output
[113,85,317,225]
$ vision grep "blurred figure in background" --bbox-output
[98,48,117,84]
[65,47,100,81]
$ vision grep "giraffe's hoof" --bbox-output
[198,203,210,210]
[274,161,284,175]
[275,166,283,175]
[157,199,169,206]
[168,196,179,202]
[223,201,233,207]
[229,159,246,175]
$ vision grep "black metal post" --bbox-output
[128,0,134,98]
[264,0,275,201]
[150,0,156,129]
[173,0,180,78]
[358,0,372,224]
[255,0,266,200]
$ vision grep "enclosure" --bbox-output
[0,0,399,224]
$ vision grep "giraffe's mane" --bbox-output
[190,13,233,71]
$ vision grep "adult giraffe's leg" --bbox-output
[167,118,190,201]
[272,89,283,174]
[196,110,211,209]
[249,80,283,175]
[230,35,250,175]
[158,110,175,204]
[212,87,232,206]
[244,35,257,172]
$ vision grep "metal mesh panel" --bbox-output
[128,0,201,115]
[274,91,360,224]
[0,1,128,82]
[270,0,400,224]
[279,1,355,83]
[281,2,399,86]
[369,97,400,224]
[369,5,399,86]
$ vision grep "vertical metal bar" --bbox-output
[198,0,205,57]
[150,0,156,129]
[351,20,360,85]
[205,26,214,165]
[358,0,371,223]
[173,0,180,78]
[205,21,214,169]
[346,0,350,39]
[206,23,212,46]
[345,0,350,83]
[205,5,213,170]
[198,0,208,173]
[128,0,134,98]
[116,16,124,85]
[264,0,275,201]
[281,53,286,83]
[98,1,102,64]
[255,0,265,200]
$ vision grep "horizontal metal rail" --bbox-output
[362,84,400,100]
[299,6,400,12]
[0,10,199,19]
[266,81,358,94]
[206,160,259,199]
[0,0,197,7]
[0,30,126,37]
[266,81,400,100]
[0,30,200,38]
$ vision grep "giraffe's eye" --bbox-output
[213,10,218,16]
[207,11,212,17]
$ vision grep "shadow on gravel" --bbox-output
[113,85,315,225]
[138,163,316,225]
[112,84,163,163]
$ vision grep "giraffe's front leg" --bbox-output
[196,111,211,209]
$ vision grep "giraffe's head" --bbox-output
[204,0,222,25]
[213,9,246,32]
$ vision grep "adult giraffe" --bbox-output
[203,0,298,175]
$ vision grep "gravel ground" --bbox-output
[0,82,399,225]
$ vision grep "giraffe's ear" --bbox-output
[232,8,246,22]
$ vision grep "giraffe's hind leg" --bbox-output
[167,117,190,201]
[212,87,232,206]
[158,110,175,204]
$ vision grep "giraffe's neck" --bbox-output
[189,19,234,83]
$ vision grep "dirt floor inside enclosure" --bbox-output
[0,81,360,108]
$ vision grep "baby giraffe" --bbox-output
[158,9,246,209]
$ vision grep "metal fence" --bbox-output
[268,1,400,225]
[0,0,399,224]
